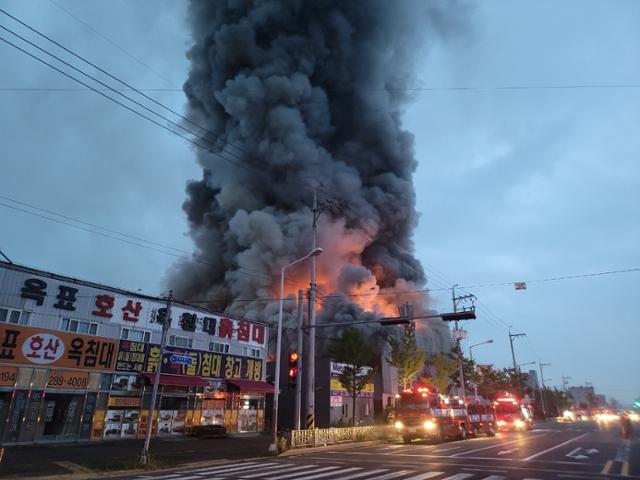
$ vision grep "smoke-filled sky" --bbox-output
[0,0,638,403]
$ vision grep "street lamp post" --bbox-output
[268,247,323,454]
[469,339,493,360]
[138,291,172,466]
[469,339,493,401]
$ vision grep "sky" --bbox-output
[0,0,638,404]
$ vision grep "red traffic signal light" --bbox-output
[288,367,298,378]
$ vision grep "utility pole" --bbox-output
[306,189,320,430]
[508,328,526,371]
[139,291,172,466]
[538,361,551,417]
[294,289,304,430]
[451,286,475,403]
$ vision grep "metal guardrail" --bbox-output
[290,425,390,448]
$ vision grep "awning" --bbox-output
[226,379,274,393]
[142,373,209,387]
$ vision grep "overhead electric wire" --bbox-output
[3,83,640,93]
[47,0,178,88]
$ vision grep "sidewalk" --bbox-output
[0,433,272,479]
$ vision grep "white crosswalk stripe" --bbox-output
[191,462,261,474]
[239,464,319,478]
[137,461,551,480]
[401,472,445,480]
[293,467,362,480]
[331,469,387,480]
[366,471,413,480]
[200,463,275,476]
[267,466,343,480]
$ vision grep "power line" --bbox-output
[47,0,177,88]
[0,248,13,264]
[0,200,281,285]
[2,82,640,93]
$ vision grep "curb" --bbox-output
[280,439,386,457]
[11,456,273,480]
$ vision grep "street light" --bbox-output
[468,339,493,401]
[269,247,323,453]
[469,339,493,360]
[518,361,537,369]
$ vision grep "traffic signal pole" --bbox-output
[294,289,304,430]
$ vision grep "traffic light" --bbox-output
[288,351,299,391]
[380,317,410,326]
[440,310,476,322]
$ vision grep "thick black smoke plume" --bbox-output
[170,0,466,354]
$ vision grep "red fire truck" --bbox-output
[394,388,472,443]
[466,398,497,437]
[493,395,534,431]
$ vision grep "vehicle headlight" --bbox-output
[514,419,525,428]
[630,413,639,422]
[497,420,507,426]
[394,421,404,429]
[424,420,436,430]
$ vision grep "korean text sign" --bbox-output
[116,340,263,381]
[0,324,117,371]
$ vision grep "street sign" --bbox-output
[170,354,193,366]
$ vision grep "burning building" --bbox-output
[170,1,466,357]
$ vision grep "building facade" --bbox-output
[0,261,270,445]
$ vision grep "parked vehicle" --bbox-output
[494,395,534,431]
[394,387,472,443]
[467,398,497,437]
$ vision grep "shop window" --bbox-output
[209,342,230,353]
[0,307,30,325]
[242,347,261,358]
[60,318,98,335]
[121,328,151,343]
[168,335,192,348]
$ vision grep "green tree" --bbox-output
[386,322,426,389]
[475,365,509,400]
[422,351,458,394]
[328,327,376,426]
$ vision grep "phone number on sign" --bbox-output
[47,372,89,388]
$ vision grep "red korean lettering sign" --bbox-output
[0,324,117,372]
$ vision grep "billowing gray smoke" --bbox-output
[170,0,466,354]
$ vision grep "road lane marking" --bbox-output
[601,460,614,475]
[331,469,387,480]
[267,466,344,480]
[432,445,462,453]
[198,463,276,475]
[240,464,318,478]
[622,461,630,476]
[367,470,412,479]
[523,432,590,461]
[191,462,260,473]
[401,472,444,480]
[478,476,506,480]
[451,434,547,457]
[291,467,361,480]
[440,474,473,480]
[136,475,181,480]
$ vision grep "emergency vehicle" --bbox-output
[394,388,472,443]
[493,395,534,431]
[466,398,497,436]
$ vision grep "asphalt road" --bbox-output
[116,421,639,480]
